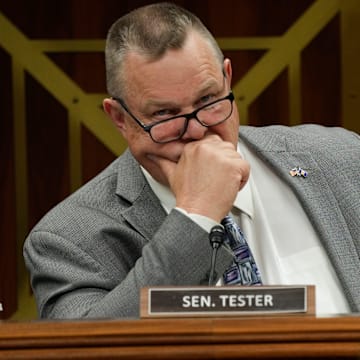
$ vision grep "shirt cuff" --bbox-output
[175,207,220,233]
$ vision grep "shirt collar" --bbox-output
[141,166,175,214]
[233,176,254,219]
[235,142,254,219]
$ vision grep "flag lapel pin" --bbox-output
[289,166,308,178]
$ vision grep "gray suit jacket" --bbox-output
[24,125,360,318]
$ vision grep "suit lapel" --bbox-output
[114,150,167,240]
[240,126,360,310]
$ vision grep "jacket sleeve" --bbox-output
[24,208,232,319]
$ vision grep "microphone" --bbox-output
[208,225,225,286]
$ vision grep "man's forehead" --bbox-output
[124,59,222,97]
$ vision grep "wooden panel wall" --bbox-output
[0,0,358,320]
[0,48,17,319]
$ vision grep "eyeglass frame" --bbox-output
[111,91,235,144]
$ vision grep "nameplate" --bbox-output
[140,285,315,318]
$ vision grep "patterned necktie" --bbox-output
[221,215,262,285]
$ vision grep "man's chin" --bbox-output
[141,160,169,186]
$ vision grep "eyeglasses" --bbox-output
[112,92,235,144]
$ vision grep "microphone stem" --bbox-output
[208,245,219,286]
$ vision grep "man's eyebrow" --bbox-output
[143,78,223,111]
[196,78,223,97]
[146,98,178,108]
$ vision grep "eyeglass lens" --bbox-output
[150,97,233,143]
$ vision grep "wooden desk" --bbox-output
[0,316,359,359]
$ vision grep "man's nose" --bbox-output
[181,118,208,140]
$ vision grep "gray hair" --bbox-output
[105,2,224,98]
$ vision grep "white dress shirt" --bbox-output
[141,140,350,315]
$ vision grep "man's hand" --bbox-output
[150,135,250,222]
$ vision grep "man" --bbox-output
[24,2,360,319]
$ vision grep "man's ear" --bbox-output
[223,58,233,83]
[103,98,127,135]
